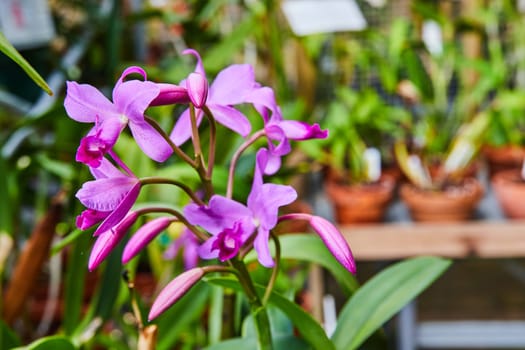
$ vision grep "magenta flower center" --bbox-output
[211,222,243,262]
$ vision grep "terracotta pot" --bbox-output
[325,174,396,224]
[491,169,525,219]
[482,144,525,176]
[400,177,484,222]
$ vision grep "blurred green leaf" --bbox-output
[0,32,52,95]
[1,320,21,349]
[207,276,334,350]
[12,336,75,350]
[331,256,451,350]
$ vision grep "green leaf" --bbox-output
[0,32,52,95]
[1,320,21,349]
[247,234,359,295]
[204,334,309,350]
[331,256,451,350]
[12,336,75,350]
[206,277,334,350]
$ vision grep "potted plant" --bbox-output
[491,159,525,219]
[473,2,525,175]
[305,86,410,224]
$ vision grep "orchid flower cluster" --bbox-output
[64,49,355,336]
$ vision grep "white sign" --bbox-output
[281,0,367,36]
[0,0,55,49]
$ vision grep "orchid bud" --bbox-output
[88,211,139,271]
[150,83,190,106]
[186,72,208,108]
[148,267,205,320]
[122,217,174,264]
[309,215,356,274]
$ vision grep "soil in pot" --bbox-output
[325,174,396,224]
[491,169,525,219]
[399,177,484,222]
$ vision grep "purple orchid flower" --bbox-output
[76,208,111,230]
[169,49,270,146]
[64,66,172,166]
[163,227,200,270]
[185,148,297,267]
[76,158,141,236]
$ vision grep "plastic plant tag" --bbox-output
[364,147,381,182]
[407,155,432,189]
[422,20,443,56]
[0,0,55,49]
[281,0,367,36]
[443,139,475,175]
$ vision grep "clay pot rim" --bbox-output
[400,177,484,204]
[491,168,525,185]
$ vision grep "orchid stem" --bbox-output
[202,105,217,179]
[144,115,197,168]
[227,130,266,198]
[230,259,273,350]
[262,231,280,305]
[109,150,136,177]
[140,177,205,206]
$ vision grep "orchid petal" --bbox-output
[183,49,205,76]
[263,153,282,175]
[64,81,119,123]
[113,66,148,94]
[278,120,328,140]
[265,124,291,156]
[128,119,173,162]
[209,104,251,137]
[113,80,160,122]
[122,217,174,263]
[197,236,220,260]
[244,86,277,122]
[148,267,205,320]
[93,182,141,235]
[76,177,139,212]
[76,209,110,230]
[253,228,274,268]
[309,216,356,273]
[184,195,253,235]
[209,64,257,104]
[90,157,126,179]
[88,211,139,271]
[170,108,202,146]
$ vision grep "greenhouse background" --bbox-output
[2,0,525,349]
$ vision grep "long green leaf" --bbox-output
[331,256,451,350]
[12,336,75,350]
[206,277,334,350]
[1,320,21,349]
[246,234,359,295]
[0,32,52,95]
[204,334,309,350]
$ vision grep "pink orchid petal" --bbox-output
[209,104,251,137]
[64,81,119,123]
[148,267,205,320]
[128,120,173,162]
[113,80,160,122]
[183,49,205,76]
[197,236,220,260]
[184,195,252,235]
[169,108,202,146]
[93,182,141,236]
[113,66,148,94]
[253,228,274,268]
[278,121,328,140]
[76,177,139,212]
[209,64,257,104]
